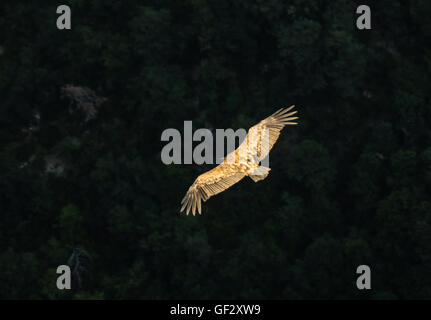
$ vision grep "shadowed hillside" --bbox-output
[0,0,430,299]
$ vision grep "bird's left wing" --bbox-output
[181,163,246,215]
[237,105,298,162]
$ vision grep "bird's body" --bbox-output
[181,106,298,215]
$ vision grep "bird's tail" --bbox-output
[249,166,271,182]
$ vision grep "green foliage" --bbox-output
[0,0,430,299]
[284,139,336,193]
[58,204,84,243]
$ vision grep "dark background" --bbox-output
[1,0,431,299]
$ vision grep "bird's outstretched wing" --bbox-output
[181,163,246,215]
[237,105,298,163]
[181,106,298,215]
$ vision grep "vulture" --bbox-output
[181,106,298,215]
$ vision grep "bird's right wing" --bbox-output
[181,163,246,215]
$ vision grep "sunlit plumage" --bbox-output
[181,105,298,215]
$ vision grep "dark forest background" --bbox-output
[1,0,431,299]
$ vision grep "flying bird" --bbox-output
[180,106,298,215]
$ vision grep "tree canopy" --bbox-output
[0,0,430,299]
